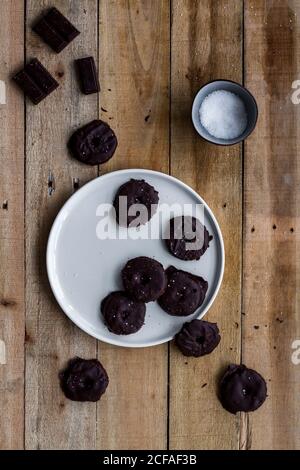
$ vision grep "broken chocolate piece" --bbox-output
[75,56,100,94]
[68,120,118,165]
[33,7,80,53]
[13,58,59,104]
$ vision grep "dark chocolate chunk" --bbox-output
[68,120,118,165]
[101,291,146,335]
[33,18,68,53]
[33,7,80,53]
[158,266,208,316]
[59,357,109,402]
[175,319,221,357]
[75,56,100,94]
[113,179,159,227]
[13,58,59,104]
[219,364,267,414]
[122,257,167,303]
[167,216,212,261]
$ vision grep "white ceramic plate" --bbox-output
[47,169,224,347]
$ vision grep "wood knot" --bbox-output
[0,299,16,307]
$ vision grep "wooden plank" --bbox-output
[243,0,300,450]
[169,0,243,450]
[25,0,98,449]
[0,0,25,450]
[97,0,170,450]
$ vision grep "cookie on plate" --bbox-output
[113,179,159,227]
[175,319,220,357]
[122,256,167,303]
[101,291,146,335]
[166,215,212,261]
[158,266,208,316]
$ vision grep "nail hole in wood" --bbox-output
[251,226,255,233]
[2,200,8,210]
[290,227,294,233]
[272,224,277,230]
[25,330,31,343]
[223,203,227,208]
[48,172,55,196]
[73,178,80,191]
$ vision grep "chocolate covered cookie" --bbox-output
[219,364,267,414]
[122,256,167,303]
[166,216,212,261]
[175,319,220,357]
[59,357,108,402]
[113,179,159,227]
[158,266,208,316]
[68,120,117,165]
[101,291,146,335]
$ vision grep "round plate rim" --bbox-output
[46,168,225,348]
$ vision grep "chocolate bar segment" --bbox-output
[13,59,59,104]
[75,56,100,94]
[33,18,68,53]
[33,7,80,53]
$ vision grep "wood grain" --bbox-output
[243,0,300,450]
[25,0,98,449]
[169,0,243,450]
[0,0,299,451]
[97,0,170,450]
[0,0,25,450]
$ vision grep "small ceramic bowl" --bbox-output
[191,79,258,145]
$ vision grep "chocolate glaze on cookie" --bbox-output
[219,364,267,414]
[113,179,159,227]
[167,216,212,261]
[175,319,220,357]
[68,119,117,165]
[158,266,208,316]
[101,291,146,335]
[122,256,167,303]
[59,357,109,402]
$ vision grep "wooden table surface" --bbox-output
[0,0,299,450]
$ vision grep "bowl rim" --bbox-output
[191,78,259,146]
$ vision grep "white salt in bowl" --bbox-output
[192,80,258,145]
